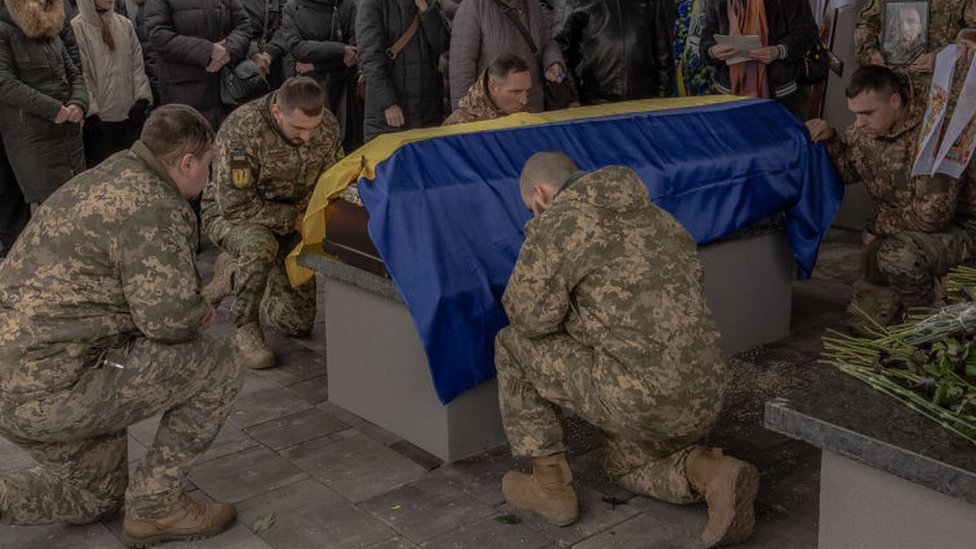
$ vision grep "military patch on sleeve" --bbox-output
[230,150,252,189]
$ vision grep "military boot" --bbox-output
[202,252,235,307]
[686,448,759,548]
[121,493,237,548]
[234,322,275,369]
[502,452,579,526]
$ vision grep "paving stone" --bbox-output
[431,445,522,506]
[567,448,633,502]
[199,423,262,463]
[365,536,421,549]
[627,495,708,541]
[128,436,147,464]
[263,329,312,356]
[244,408,350,451]
[389,440,443,471]
[511,486,642,547]
[360,476,495,542]
[250,347,326,386]
[563,415,604,457]
[284,429,426,503]
[155,524,275,549]
[746,505,819,549]
[569,512,699,549]
[190,445,308,503]
[226,385,315,430]
[283,375,329,405]
[419,514,553,549]
[237,478,394,549]
[0,521,124,549]
[126,415,161,447]
[316,401,403,446]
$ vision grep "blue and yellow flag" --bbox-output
[290,97,843,403]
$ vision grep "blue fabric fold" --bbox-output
[359,98,843,403]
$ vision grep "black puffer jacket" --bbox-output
[699,0,817,98]
[145,0,251,125]
[557,0,675,103]
[277,0,359,147]
[356,0,450,141]
[0,0,88,204]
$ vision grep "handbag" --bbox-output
[489,0,577,110]
[220,59,271,107]
[796,39,830,86]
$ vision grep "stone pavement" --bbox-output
[0,228,864,549]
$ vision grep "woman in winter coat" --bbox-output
[699,0,817,119]
[145,0,250,129]
[71,0,152,166]
[242,0,285,88]
[0,0,88,205]
[356,0,450,142]
[277,0,360,149]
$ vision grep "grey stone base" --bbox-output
[819,451,976,549]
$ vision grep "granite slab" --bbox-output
[764,366,976,506]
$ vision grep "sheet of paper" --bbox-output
[911,45,959,176]
[714,34,762,65]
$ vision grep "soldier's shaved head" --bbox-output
[519,151,578,197]
[141,104,214,166]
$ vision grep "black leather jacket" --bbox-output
[556,0,675,103]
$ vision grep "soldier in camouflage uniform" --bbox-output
[854,0,976,70]
[0,105,245,547]
[201,77,341,370]
[443,53,532,126]
[496,151,759,548]
[807,65,974,328]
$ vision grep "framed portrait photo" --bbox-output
[881,1,929,65]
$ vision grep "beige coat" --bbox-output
[71,0,151,122]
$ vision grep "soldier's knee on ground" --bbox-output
[236,224,280,271]
[197,333,245,391]
[870,234,930,287]
[260,296,315,338]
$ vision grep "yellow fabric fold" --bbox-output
[286,95,744,286]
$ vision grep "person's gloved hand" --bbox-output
[128,99,151,123]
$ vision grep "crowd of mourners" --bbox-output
[0,0,832,257]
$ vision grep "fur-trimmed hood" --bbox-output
[2,0,65,38]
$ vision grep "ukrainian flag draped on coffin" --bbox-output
[289,96,844,404]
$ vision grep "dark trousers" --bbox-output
[0,138,30,255]
[83,119,143,168]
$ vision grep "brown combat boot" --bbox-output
[121,493,237,548]
[234,322,275,369]
[502,452,579,526]
[687,448,759,547]
[202,252,235,307]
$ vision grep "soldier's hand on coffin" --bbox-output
[909,52,935,74]
[709,44,739,61]
[343,45,358,67]
[868,50,886,67]
[201,302,216,330]
[385,104,405,127]
[804,119,832,143]
[748,46,779,65]
[295,61,314,75]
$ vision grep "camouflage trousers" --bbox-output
[206,217,316,336]
[848,227,974,327]
[0,334,243,524]
[495,327,720,505]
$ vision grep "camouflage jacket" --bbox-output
[502,166,726,401]
[0,141,207,399]
[443,70,505,126]
[826,74,960,236]
[854,0,976,66]
[201,91,341,236]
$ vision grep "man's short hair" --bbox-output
[487,53,531,82]
[845,65,908,101]
[277,76,326,117]
[519,151,578,196]
[140,104,214,166]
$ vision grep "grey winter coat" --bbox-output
[145,0,251,125]
[449,0,564,111]
[0,0,88,204]
[356,0,450,141]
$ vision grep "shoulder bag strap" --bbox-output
[386,15,421,60]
